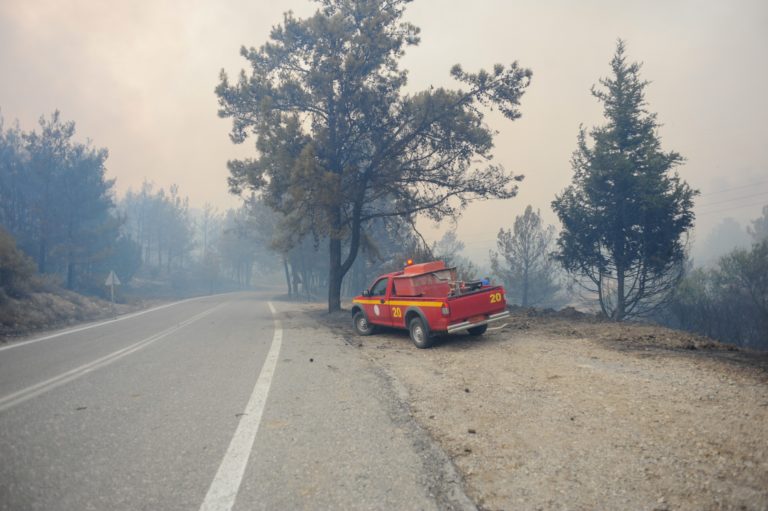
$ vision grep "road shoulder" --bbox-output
[235,302,476,510]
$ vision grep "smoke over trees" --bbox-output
[749,206,768,242]
[0,111,122,291]
[121,181,195,274]
[0,109,289,300]
[2,20,764,350]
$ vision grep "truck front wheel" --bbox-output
[353,311,375,336]
[409,317,434,349]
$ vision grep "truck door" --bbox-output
[367,277,391,325]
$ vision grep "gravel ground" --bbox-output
[315,306,768,511]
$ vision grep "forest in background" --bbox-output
[0,110,471,303]
[1,14,767,350]
[0,109,766,348]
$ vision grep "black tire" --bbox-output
[467,324,488,336]
[353,311,375,336]
[408,317,433,349]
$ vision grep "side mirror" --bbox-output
[362,290,370,297]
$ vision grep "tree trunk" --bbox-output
[283,257,292,298]
[522,264,530,307]
[328,237,342,312]
[616,267,626,321]
[327,198,365,313]
[245,261,253,288]
[351,254,365,297]
[291,264,300,299]
[301,256,310,301]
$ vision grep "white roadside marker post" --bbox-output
[105,270,121,317]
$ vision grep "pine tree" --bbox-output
[490,206,559,307]
[552,40,697,320]
[1,112,121,290]
[216,0,531,312]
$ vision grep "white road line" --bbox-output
[199,301,283,511]
[0,304,224,413]
[0,294,219,353]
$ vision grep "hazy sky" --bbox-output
[1,0,766,263]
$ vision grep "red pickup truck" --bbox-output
[351,261,510,348]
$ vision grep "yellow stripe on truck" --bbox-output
[387,300,442,308]
[352,299,442,308]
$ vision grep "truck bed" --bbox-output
[389,285,507,331]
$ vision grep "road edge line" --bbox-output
[199,301,283,511]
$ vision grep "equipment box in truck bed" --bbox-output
[351,261,510,348]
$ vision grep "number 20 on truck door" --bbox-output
[392,307,403,318]
[490,292,502,304]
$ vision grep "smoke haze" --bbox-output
[1,0,766,263]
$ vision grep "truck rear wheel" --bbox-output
[353,311,375,336]
[468,324,487,336]
[409,317,433,349]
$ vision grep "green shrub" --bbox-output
[0,227,37,299]
[663,241,768,349]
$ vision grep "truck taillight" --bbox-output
[441,304,450,316]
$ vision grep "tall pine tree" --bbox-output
[552,40,697,320]
[216,0,531,312]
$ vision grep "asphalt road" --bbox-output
[0,292,473,511]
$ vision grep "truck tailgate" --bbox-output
[446,286,506,322]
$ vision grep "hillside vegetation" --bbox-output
[0,227,130,339]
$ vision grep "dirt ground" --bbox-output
[316,307,768,511]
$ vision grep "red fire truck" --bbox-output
[351,261,510,348]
